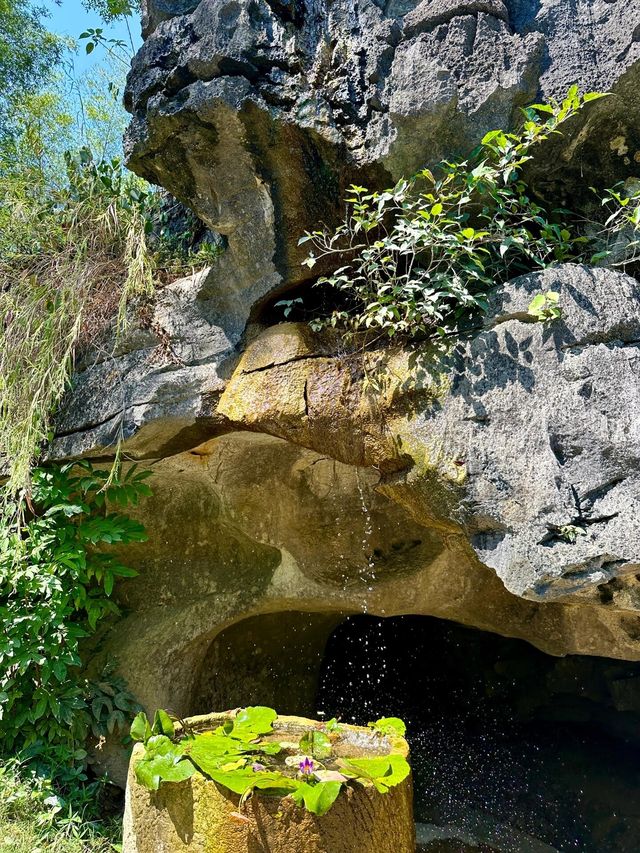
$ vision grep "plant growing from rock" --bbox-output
[298,88,607,341]
[0,149,155,501]
[0,143,222,503]
[131,706,410,816]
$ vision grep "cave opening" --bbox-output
[316,615,640,852]
[248,272,358,332]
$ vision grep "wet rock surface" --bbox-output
[216,265,640,607]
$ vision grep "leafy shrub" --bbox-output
[131,706,410,817]
[0,462,150,789]
[299,88,612,341]
[589,180,640,266]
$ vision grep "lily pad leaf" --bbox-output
[185,733,247,776]
[207,769,299,796]
[144,734,176,758]
[291,781,342,816]
[255,741,282,756]
[338,754,410,793]
[232,706,277,736]
[369,717,406,737]
[299,730,332,759]
[135,755,196,791]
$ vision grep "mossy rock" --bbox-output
[123,712,414,853]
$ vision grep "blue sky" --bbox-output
[46,1,142,74]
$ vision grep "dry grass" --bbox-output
[0,160,154,501]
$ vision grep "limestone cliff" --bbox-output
[53,0,640,772]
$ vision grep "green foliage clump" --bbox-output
[368,716,407,737]
[299,88,619,341]
[527,290,561,322]
[82,0,136,24]
[590,180,640,265]
[131,706,410,817]
[0,462,150,788]
[0,759,118,851]
[0,0,62,138]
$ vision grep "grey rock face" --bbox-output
[53,269,238,461]
[209,264,640,610]
[407,265,640,602]
[59,261,640,671]
[54,0,640,694]
[123,0,640,341]
[127,0,640,218]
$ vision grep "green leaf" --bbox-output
[255,741,282,756]
[369,717,407,737]
[338,754,410,793]
[481,129,503,145]
[131,712,152,743]
[232,706,277,736]
[291,780,342,815]
[206,769,297,796]
[185,732,247,776]
[299,730,332,759]
[135,754,196,791]
[529,103,555,114]
[527,294,546,314]
[144,734,176,758]
[153,708,175,737]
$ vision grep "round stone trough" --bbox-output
[123,711,414,853]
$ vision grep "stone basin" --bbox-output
[123,712,414,853]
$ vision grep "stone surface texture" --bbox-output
[54,0,640,782]
[217,266,640,605]
[124,0,640,331]
[122,713,414,853]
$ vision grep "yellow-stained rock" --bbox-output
[217,323,446,473]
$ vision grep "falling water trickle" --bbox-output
[334,468,388,721]
[355,468,376,613]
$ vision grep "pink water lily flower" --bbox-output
[299,757,315,776]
